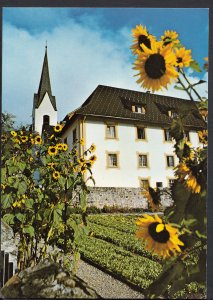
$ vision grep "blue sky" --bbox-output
[3,8,209,125]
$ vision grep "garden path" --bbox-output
[76,259,145,299]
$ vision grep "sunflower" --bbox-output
[185,174,201,194]
[131,24,156,55]
[78,157,85,164]
[182,140,194,160]
[56,143,64,150]
[134,41,179,92]
[48,162,57,169]
[90,143,96,153]
[198,130,208,145]
[34,135,42,145]
[71,148,78,156]
[161,30,180,47]
[136,214,184,258]
[52,171,60,180]
[54,124,63,133]
[175,47,192,68]
[89,155,97,164]
[175,162,201,194]
[20,136,28,143]
[1,135,7,142]
[80,138,85,146]
[62,143,68,151]
[48,146,58,156]
[11,131,17,137]
[80,164,87,174]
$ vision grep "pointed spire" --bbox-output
[37,44,52,104]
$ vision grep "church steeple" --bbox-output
[32,45,58,134]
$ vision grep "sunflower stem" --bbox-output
[177,77,193,101]
[180,69,203,101]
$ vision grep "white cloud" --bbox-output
[2,19,208,127]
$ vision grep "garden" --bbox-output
[1,22,208,299]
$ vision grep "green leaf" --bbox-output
[1,194,13,209]
[17,181,27,195]
[3,213,15,225]
[174,85,185,91]
[190,60,202,73]
[80,191,87,212]
[17,162,26,172]
[25,198,34,208]
[53,208,62,224]
[15,213,26,223]
[58,176,66,187]
[169,182,191,223]
[1,167,6,181]
[23,225,35,237]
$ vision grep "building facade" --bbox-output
[61,85,205,191]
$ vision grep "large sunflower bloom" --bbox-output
[131,24,156,55]
[136,214,184,258]
[185,173,201,194]
[175,47,192,68]
[134,42,179,92]
[161,30,180,47]
[48,146,58,156]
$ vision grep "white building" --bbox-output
[61,85,205,191]
[32,50,206,208]
[32,47,58,135]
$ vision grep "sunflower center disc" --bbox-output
[145,54,166,79]
[177,57,183,63]
[138,35,151,50]
[148,222,170,243]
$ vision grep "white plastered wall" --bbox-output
[83,119,202,188]
[34,92,58,135]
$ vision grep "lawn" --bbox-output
[76,214,206,298]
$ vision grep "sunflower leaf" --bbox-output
[174,85,185,91]
[190,60,202,73]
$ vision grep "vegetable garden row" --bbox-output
[76,214,205,298]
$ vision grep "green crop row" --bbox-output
[88,221,160,261]
[78,235,162,289]
[88,214,139,234]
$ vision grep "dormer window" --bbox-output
[168,110,178,118]
[132,105,146,114]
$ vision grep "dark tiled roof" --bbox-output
[64,85,206,129]
[34,48,57,111]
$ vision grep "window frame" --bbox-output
[137,153,149,168]
[166,155,175,168]
[136,126,146,140]
[164,129,173,142]
[105,123,118,140]
[106,151,120,168]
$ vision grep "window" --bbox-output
[43,115,50,126]
[106,125,116,139]
[183,131,190,141]
[73,128,77,143]
[137,127,146,140]
[168,179,175,188]
[132,105,146,114]
[164,129,172,141]
[168,110,178,118]
[138,154,148,167]
[140,179,150,190]
[107,153,118,167]
[167,156,175,167]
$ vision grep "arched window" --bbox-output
[43,115,50,126]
